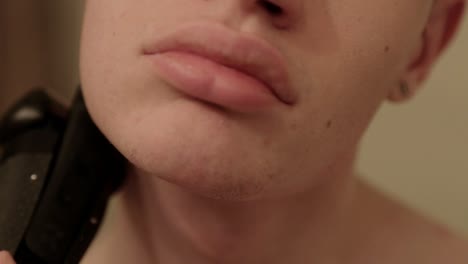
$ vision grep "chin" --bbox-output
[162,169,270,201]
[99,101,279,201]
[129,146,275,201]
[130,132,276,201]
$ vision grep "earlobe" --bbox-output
[387,80,414,103]
[387,0,466,103]
[387,32,427,104]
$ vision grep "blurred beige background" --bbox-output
[1,2,467,236]
[358,14,468,236]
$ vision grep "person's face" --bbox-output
[80,0,437,200]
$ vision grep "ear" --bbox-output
[388,0,466,103]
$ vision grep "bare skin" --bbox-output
[3,0,468,263]
[77,174,468,264]
[79,0,468,263]
[0,251,14,264]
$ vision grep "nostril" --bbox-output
[258,0,284,16]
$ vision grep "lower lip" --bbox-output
[147,51,277,112]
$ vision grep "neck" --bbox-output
[83,158,358,264]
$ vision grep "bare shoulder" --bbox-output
[436,235,468,264]
[417,227,468,264]
[351,180,468,264]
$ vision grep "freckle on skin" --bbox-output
[384,45,390,52]
[326,120,333,128]
[290,122,298,131]
[263,138,272,147]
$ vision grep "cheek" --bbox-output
[287,1,430,144]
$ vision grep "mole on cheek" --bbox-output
[326,120,333,129]
[384,45,390,53]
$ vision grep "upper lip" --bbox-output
[142,22,297,105]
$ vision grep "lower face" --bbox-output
[80,0,431,200]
